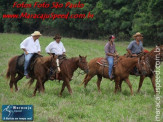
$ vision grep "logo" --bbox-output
[2,105,33,121]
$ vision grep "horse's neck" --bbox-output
[146,51,159,70]
[68,57,79,74]
[119,57,138,71]
[41,56,51,67]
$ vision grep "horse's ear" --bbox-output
[85,56,87,58]
[79,55,82,58]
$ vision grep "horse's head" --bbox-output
[78,55,89,73]
[137,55,150,75]
[50,54,58,72]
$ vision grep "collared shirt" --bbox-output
[45,41,66,55]
[20,36,41,53]
[105,42,116,58]
[127,40,143,54]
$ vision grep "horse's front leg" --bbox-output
[150,74,156,94]
[125,77,133,95]
[59,81,66,96]
[114,77,120,94]
[37,77,44,93]
[64,77,72,95]
[137,75,145,93]
[33,81,39,96]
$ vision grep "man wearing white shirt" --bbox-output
[45,34,66,56]
[20,31,42,78]
[45,34,66,72]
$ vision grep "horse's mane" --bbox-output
[68,57,79,62]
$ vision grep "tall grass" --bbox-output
[0,33,162,122]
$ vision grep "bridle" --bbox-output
[49,55,58,76]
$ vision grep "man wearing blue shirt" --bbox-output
[127,32,143,57]
[127,32,143,75]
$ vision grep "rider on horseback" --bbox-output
[127,32,143,75]
[20,31,42,79]
[127,32,143,57]
[105,35,118,79]
[45,34,66,74]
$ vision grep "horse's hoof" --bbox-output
[15,88,20,92]
[10,88,13,93]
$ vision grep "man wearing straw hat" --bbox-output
[127,32,143,75]
[127,32,143,57]
[20,31,42,78]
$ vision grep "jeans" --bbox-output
[24,53,34,75]
[107,56,114,78]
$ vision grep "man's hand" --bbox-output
[132,54,137,57]
[115,52,119,56]
[38,51,41,55]
[25,51,28,55]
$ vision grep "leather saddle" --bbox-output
[16,53,42,75]
[96,57,119,67]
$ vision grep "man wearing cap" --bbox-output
[127,32,143,57]
[20,31,42,78]
[105,35,118,79]
[45,34,66,72]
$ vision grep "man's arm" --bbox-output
[20,38,28,54]
[22,48,28,55]
[37,40,41,54]
[45,43,52,54]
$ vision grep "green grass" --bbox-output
[0,33,163,122]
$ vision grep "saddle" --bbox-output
[96,57,119,67]
[58,55,67,65]
[16,53,42,76]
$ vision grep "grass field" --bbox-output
[0,33,162,122]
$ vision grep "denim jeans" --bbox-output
[107,56,114,78]
[24,53,34,75]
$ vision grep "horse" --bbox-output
[28,55,89,96]
[81,56,142,95]
[135,45,163,94]
[6,54,57,96]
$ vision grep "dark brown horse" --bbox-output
[81,56,140,95]
[135,45,163,94]
[29,55,89,96]
[6,54,57,96]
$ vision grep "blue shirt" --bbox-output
[127,40,143,54]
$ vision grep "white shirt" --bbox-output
[45,41,66,55]
[20,36,41,53]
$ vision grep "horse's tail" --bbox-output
[6,65,11,79]
[80,74,88,86]
[27,79,35,88]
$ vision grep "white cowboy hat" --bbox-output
[133,32,142,38]
[31,31,42,36]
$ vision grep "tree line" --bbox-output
[0,0,162,45]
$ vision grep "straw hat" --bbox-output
[31,31,42,36]
[133,32,142,38]
[53,34,61,40]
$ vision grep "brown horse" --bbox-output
[81,56,141,95]
[29,55,89,96]
[6,54,57,96]
[136,45,163,94]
